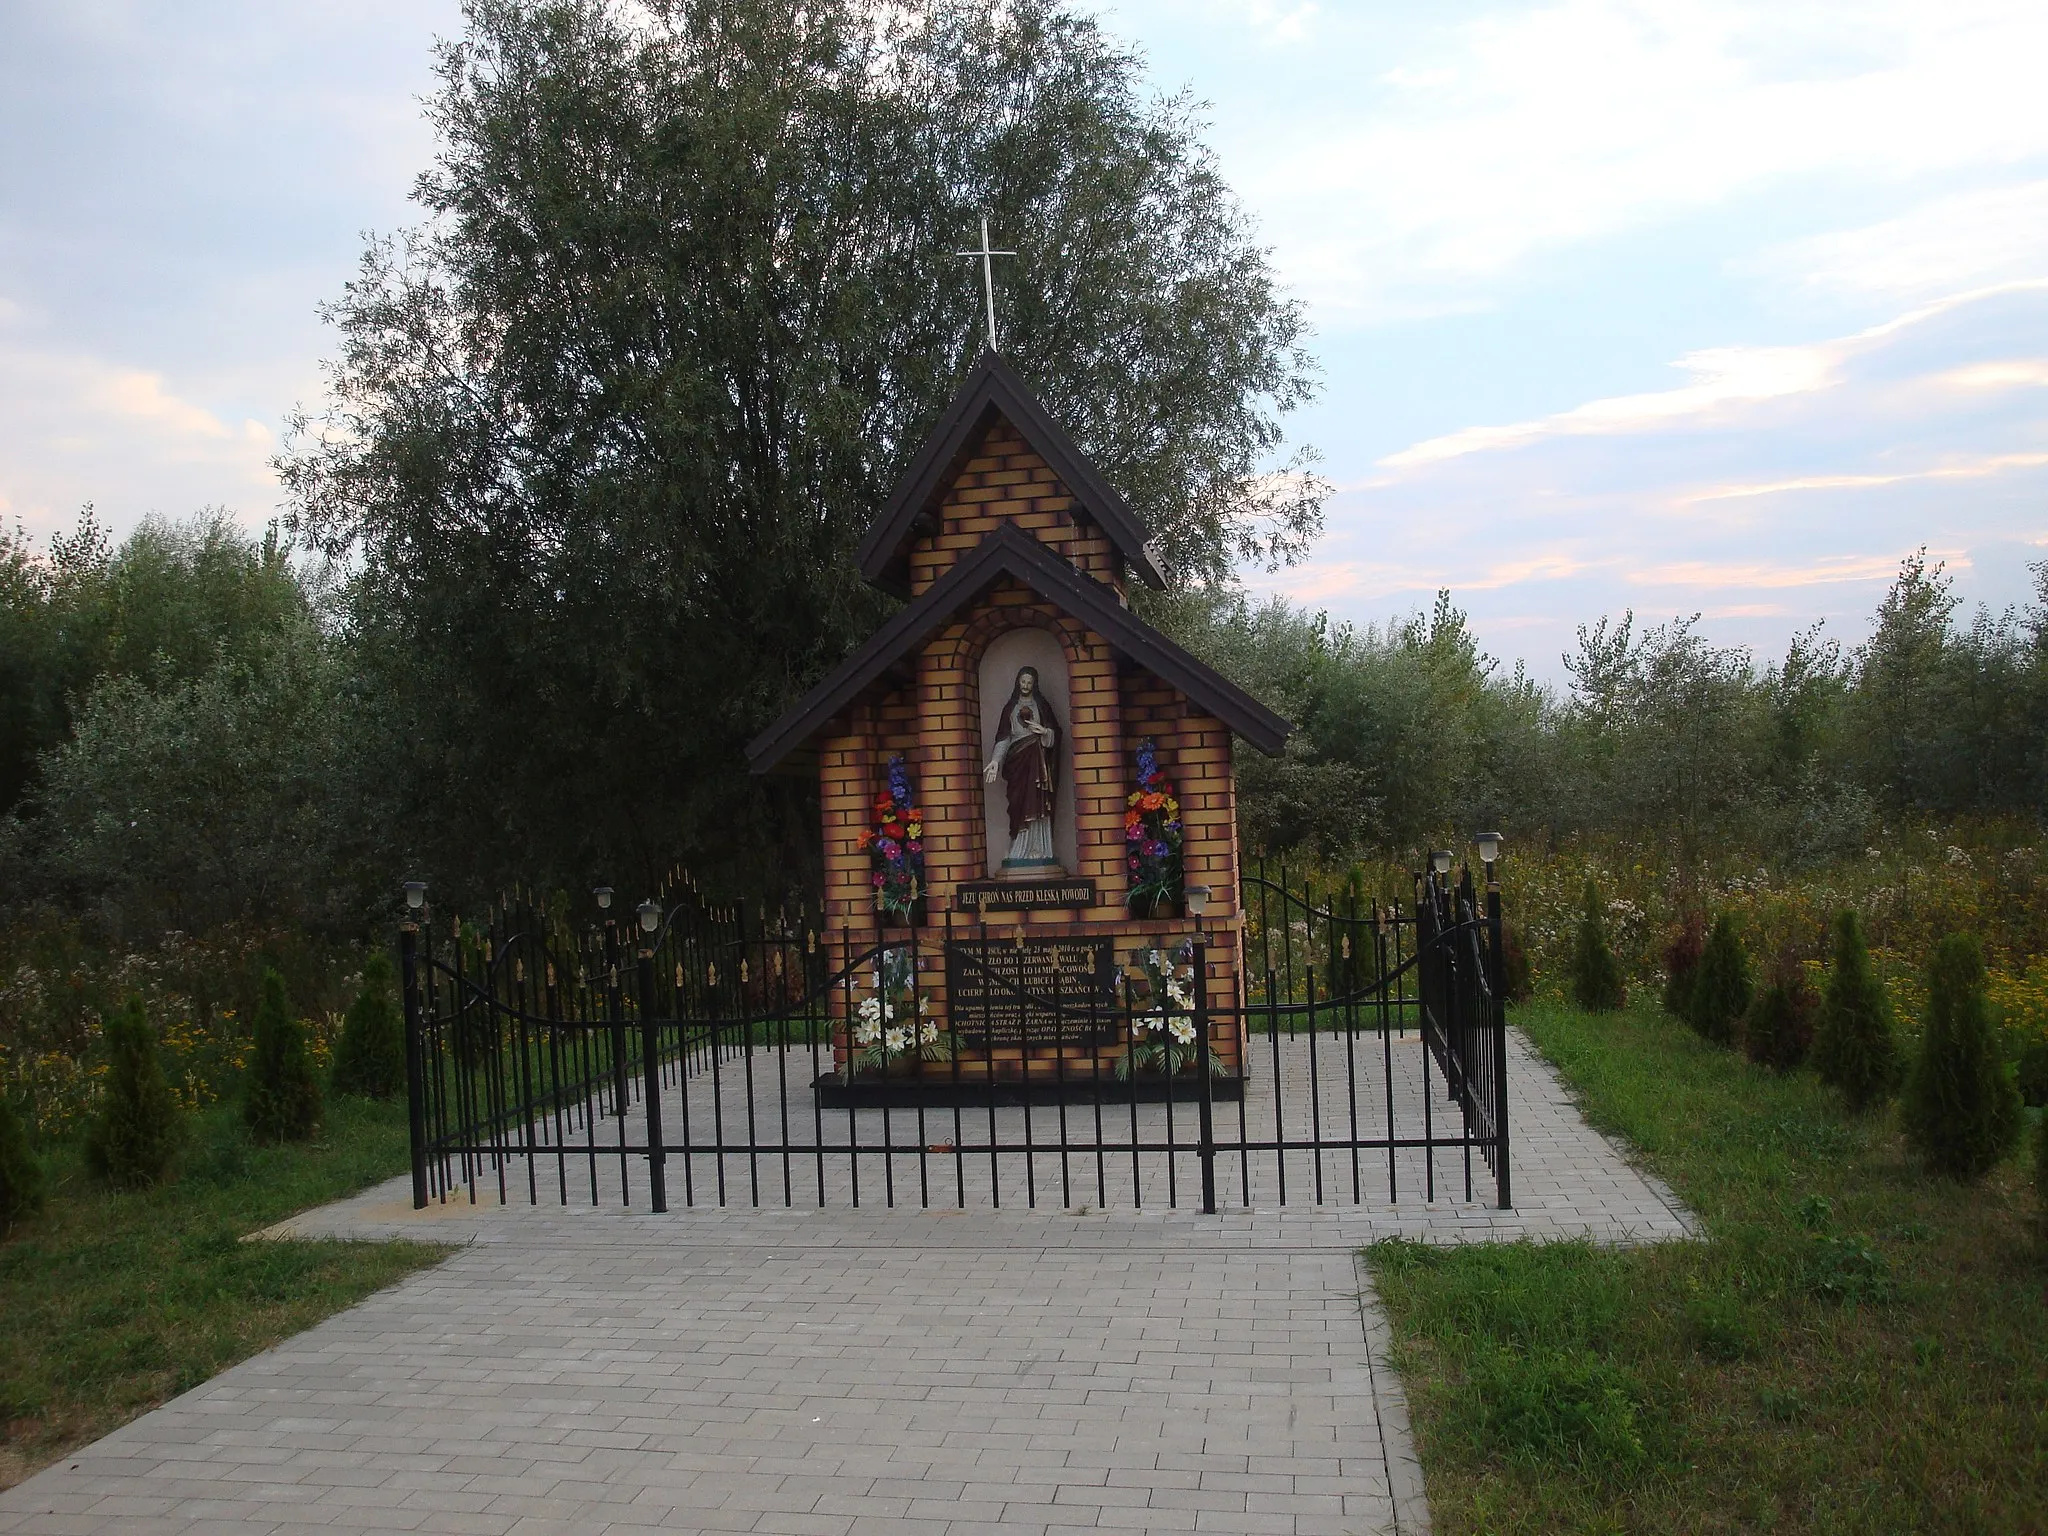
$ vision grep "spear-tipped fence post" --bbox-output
[636,901,668,1214]
[1479,836,1511,1210]
[400,881,429,1210]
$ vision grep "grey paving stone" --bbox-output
[0,1028,1695,1534]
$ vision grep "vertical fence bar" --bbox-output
[637,938,668,1214]
[1195,927,1216,1215]
[1487,862,1513,1210]
[401,920,428,1210]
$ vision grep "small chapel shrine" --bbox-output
[747,350,1289,1089]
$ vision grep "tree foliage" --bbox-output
[0,510,306,822]
[86,995,185,1189]
[331,951,406,1100]
[1903,934,2022,1181]
[279,0,1322,897]
[1812,910,1902,1112]
[245,969,323,1144]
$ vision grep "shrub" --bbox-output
[2036,1110,2048,1228]
[86,994,185,1189]
[244,968,322,1143]
[330,951,405,1099]
[1744,950,1817,1072]
[1661,911,1705,1019]
[1812,910,1903,1112]
[1687,914,1752,1047]
[2016,1039,2048,1110]
[1569,881,1627,1012]
[0,1090,46,1230]
[1500,919,1534,1004]
[1903,934,2022,1181]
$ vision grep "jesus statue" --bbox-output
[982,664,1062,874]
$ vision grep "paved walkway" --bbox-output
[0,1033,1695,1536]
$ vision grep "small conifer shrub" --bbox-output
[0,1090,46,1230]
[1812,910,1902,1111]
[2034,1110,2048,1229]
[1743,951,1817,1072]
[1662,912,1705,1020]
[1904,935,2021,1180]
[331,952,406,1100]
[87,994,185,1189]
[1687,914,1752,1047]
[1569,881,1627,1012]
[2015,1038,2048,1110]
[245,968,323,1144]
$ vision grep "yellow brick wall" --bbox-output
[906,417,1128,602]
[810,411,1248,1075]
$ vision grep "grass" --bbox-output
[1368,1000,2048,1534]
[0,1096,447,1490]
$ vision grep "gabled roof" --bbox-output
[747,524,1290,773]
[855,350,1167,598]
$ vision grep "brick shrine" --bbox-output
[747,351,1290,1083]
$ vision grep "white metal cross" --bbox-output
[955,215,1016,352]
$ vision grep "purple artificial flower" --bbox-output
[887,754,913,809]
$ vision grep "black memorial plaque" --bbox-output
[945,937,1117,1048]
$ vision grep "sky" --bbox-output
[2,1,2044,681]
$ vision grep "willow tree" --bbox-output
[282,0,1322,898]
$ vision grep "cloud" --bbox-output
[0,327,279,535]
[1379,281,2048,471]
[1623,552,1963,590]
[1209,0,2048,321]
[94,369,235,440]
[1680,451,2048,504]
[1282,281,2048,675]
[1757,179,2048,303]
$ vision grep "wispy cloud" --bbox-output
[1207,0,2048,321]
[1379,282,2048,471]
[1624,552,1962,590]
[0,327,277,533]
[1756,178,2048,303]
[1681,452,2048,504]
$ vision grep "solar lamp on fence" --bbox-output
[1430,849,1452,876]
[594,886,613,911]
[1476,832,1501,866]
[1185,884,1212,935]
[403,880,427,911]
[637,900,661,935]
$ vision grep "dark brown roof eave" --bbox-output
[745,524,1290,773]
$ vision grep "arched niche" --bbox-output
[977,625,1078,879]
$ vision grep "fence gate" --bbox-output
[400,864,1511,1214]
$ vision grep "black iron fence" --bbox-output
[400,862,1511,1214]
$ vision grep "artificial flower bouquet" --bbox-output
[1114,941,1219,1078]
[857,755,925,924]
[848,945,951,1076]
[1124,738,1184,916]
